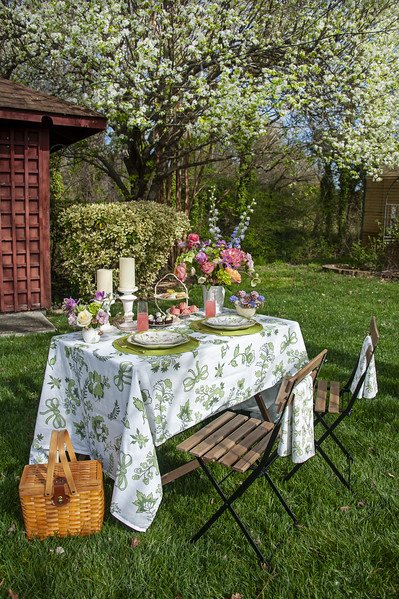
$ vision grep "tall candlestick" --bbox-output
[96,269,113,294]
[119,257,136,291]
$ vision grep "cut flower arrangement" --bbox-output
[63,291,111,330]
[174,191,259,288]
[229,290,265,309]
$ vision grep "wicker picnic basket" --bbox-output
[19,430,104,540]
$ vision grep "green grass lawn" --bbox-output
[0,263,398,599]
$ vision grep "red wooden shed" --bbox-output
[0,78,106,313]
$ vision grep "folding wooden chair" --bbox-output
[285,316,379,490]
[176,349,327,565]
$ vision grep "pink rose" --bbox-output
[201,261,215,275]
[187,233,200,249]
[174,263,188,282]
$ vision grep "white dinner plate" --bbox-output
[127,330,188,349]
[204,315,256,330]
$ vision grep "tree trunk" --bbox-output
[320,162,336,243]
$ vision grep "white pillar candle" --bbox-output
[96,269,113,294]
[119,257,136,290]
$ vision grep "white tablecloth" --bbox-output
[30,314,308,531]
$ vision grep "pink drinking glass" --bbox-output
[205,290,216,319]
[136,300,149,332]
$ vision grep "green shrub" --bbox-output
[349,225,399,271]
[56,201,190,297]
[350,239,381,270]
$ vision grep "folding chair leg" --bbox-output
[316,445,351,490]
[284,412,354,483]
[315,415,353,462]
[262,471,299,525]
[283,460,305,482]
[191,458,267,564]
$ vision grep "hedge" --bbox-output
[56,201,190,297]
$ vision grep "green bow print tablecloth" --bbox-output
[30,314,308,532]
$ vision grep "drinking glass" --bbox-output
[136,300,149,332]
[204,290,216,319]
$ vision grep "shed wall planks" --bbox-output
[0,126,51,312]
[362,175,399,241]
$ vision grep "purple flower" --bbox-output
[229,295,238,304]
[63,297,78,313]
[238,290,247,298]
[195,251,208,265]
[94,291,106,301]
[96,309,109,325]
[246,253,254,269]
[68,313,77,326]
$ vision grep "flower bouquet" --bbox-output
[174,191,259,290]
[229,290,265,318]
[63,292,111,343]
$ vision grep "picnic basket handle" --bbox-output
[44,430,78,498]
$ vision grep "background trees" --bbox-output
[2,0,399,257]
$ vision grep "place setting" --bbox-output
[113,329,200,356]
[190,313,263,336]
[189,291,265,336]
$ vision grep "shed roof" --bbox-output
[0,78,106,150]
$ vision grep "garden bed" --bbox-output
[322,264,399,280]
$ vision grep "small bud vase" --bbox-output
[82,328,101,344]
[235,305,256,318]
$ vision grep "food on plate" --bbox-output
[168,304,198,317]
[156,290,187,300]
[147,313,175,327]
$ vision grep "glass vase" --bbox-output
[201,286,225,316]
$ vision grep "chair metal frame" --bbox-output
[177,349,327,565]
[285,317,379,490]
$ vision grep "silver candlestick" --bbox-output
[118,287,138,330]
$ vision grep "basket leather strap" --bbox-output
[44,430,77,498]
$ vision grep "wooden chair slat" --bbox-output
[176,411,236,452]
[232,431,273,473]
[370,315,380,349]
[219,422,273,468]
[328,381,340,413]
[190,414,248,457]
[204,418,261,461]
[254,392,272,422]
[315,379,327,413]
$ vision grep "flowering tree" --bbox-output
[2,0,399,204]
